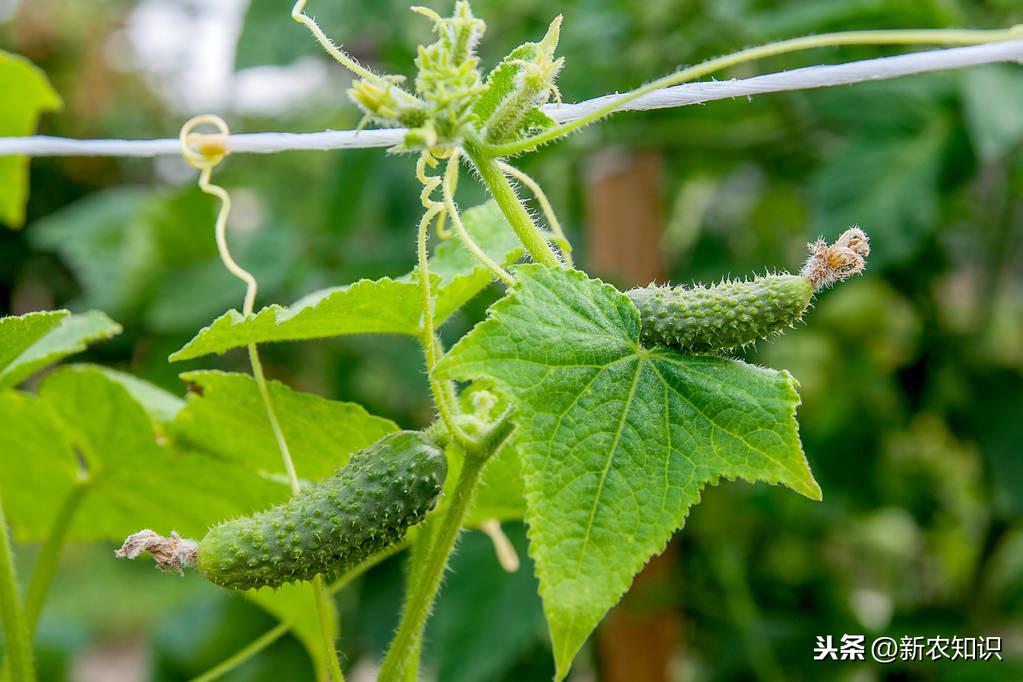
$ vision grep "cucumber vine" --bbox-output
[1,3,1020,682]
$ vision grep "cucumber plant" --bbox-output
[1,3,1018,681]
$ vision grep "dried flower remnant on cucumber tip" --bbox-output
[800,226,870,291]
[115,530,197,575]
[628,227,869,353]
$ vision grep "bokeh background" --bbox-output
[2,0,1023,680]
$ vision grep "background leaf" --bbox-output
[437,266,817,679]
[169,277,425,361]
[0,310,121,389]
[960,65,1023,163]
[0,310,67,372]
[811,116,949,266]
[0,50,61,227]
[170,370,399,482]
[0,366,284,541]
[0,388,78,539]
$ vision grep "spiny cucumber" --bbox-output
[117,430,446,590]
[628,227,869,353]
[629,274,814,353]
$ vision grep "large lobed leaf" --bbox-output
[171,201,522,361]
[0,51,61,228]
[436,266,819,679]
[0,310,121,389]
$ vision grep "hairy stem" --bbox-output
[312,575,344,682]
[486,27,1023,156]
[443,152,515,285]
[398,518,438,682]
[465,143,561,267]
[0,498,35,682]
[377,450,487,681]
[496,161,573,266]
[292,0,390,88]
[24,481,89,633]
[414,187,473,448]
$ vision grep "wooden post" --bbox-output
[584,148,668,286]
[585,147,680,682]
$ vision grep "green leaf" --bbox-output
[0,311,66,372]
[170,277,424,362]
[0,366,283,542]
[245,583,337,681]
[0,390,78,540]
[170,200,521,361]
[436,266,818,679]
[90,366,185,424]
[170,371,399,483]
[811,116,948,266]
[960,65,1023,163]
[0,310,121,389]
[0,51,61,228]
[28,187,157,315]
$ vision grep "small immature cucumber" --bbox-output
[628,275,813,353]
[196,430,446,590]
[628,227,870,353]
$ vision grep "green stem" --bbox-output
[443,152,515,285]
[496,160,574,266]
[377,451,487,681]
[0,498,35,682]
[465,143,561,268]
[398,519,437,682]
[24,481,89,634]
[312,575,344,682]
[486,27,1023,157]
[414,191,474,449]
[189,542,406,682]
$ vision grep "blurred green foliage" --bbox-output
[2,0,1022,679]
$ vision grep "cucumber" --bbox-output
[628,274,814,353]
[195,430,446,590]
[627,227,870,354]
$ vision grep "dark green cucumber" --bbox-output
[628,274,813,353]
[196,430,446,590]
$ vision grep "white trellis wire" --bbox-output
[1,39,1022,158]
